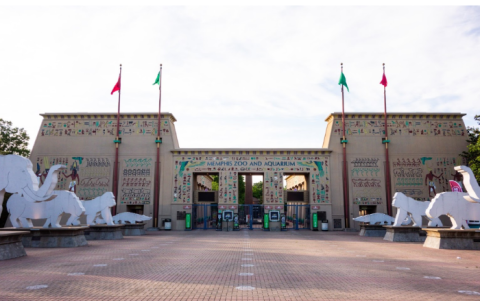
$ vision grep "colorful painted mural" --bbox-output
[332,119,465,137]
[392,156,466,201]
[39,117,172,137]
[350,157,384,205]
[33,156,113,200]
[173,155,330,204]
[119,157,154,205]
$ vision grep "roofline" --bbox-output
[172,148,332,153]
[40,112,177,122]
[325,112,466,122]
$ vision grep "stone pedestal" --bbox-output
[423,228,480,250]
[0,227,88,248]
[0,231,29,260]
[359,224,387,237]
[84,224,124,240]
[122,223,146,236]
[270,221,281,232]
[383,226,426,242]
[222,221,234,232]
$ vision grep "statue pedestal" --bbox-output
[423,228,480,250]
[359,224,387,237]
[122,223,146,236]
[0,227,88,248]
[0,231,29,260]
[84,224,124,240]
[383,226,426,242]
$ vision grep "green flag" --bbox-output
[338,72,349,92]
[153,72,160,85]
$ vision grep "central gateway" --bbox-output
[172,149,332,231]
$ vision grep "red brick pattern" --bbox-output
[0,230,479,300]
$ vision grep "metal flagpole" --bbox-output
[341,63,350,229]
[383,63,392,216]
[112,64,122,216]
[154,64,163,228]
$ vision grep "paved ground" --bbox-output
[0,230,479,300]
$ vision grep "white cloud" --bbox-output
[0,6,479,150]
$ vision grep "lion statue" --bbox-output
[7,190,85,228]
[74,192,116,225]
[392,192,443,227]
[427,192,480,229]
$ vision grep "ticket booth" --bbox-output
[222,210,234,231]
[269,210,281,232]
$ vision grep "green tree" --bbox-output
[0,119,30,227]
[0,119,30,157]
[462,115,480,184]
[211,175,219,191]
[252,181,263,203]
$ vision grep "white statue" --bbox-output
[454,165,480,203]
[76,192,116,225]
[0,155,65,216]
[426,192,480,229]
[392,192,443,227]
[7,190,85,228]
[353,213,395,225]
[108,212,152,224]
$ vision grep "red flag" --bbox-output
[380,73,388,87]
[111,75,121,95]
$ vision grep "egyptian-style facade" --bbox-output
[29,112,468,230]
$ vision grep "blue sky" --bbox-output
[1,5,479,150]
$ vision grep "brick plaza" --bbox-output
[0,230,479,300]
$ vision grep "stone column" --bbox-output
[245,175,253,204]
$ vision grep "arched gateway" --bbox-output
[29,112,467,230]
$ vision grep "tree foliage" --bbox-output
[211,175,219,191]
[252,181,263,203]
[0,119,30,157]
[461,115,480,184]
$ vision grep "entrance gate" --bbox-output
[285,204,311,230]
[192,204,310,230]
[192,204,218,230]
[238,204,265,230]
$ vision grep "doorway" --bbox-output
[239,173,264,229]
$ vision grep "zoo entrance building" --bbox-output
[29,112,468,231]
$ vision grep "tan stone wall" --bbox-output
[30,112,179,228]
[285,175,307,190]
[195,175,213,191]
[324,112,468,229]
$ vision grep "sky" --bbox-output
[1,4,480,156]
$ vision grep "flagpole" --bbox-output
[383,63,392,216]
[341,63,350,229]
[154,64,163,229]
[113,64,122,216]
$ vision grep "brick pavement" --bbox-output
[0,230,479,300]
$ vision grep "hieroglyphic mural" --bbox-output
[173,155,330,204]
[119,157,154,205]
[392,156,466,201]
[332,119,466,137]
[350,157,384,205]
[33,156,112,200]
[39,116,172,137]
